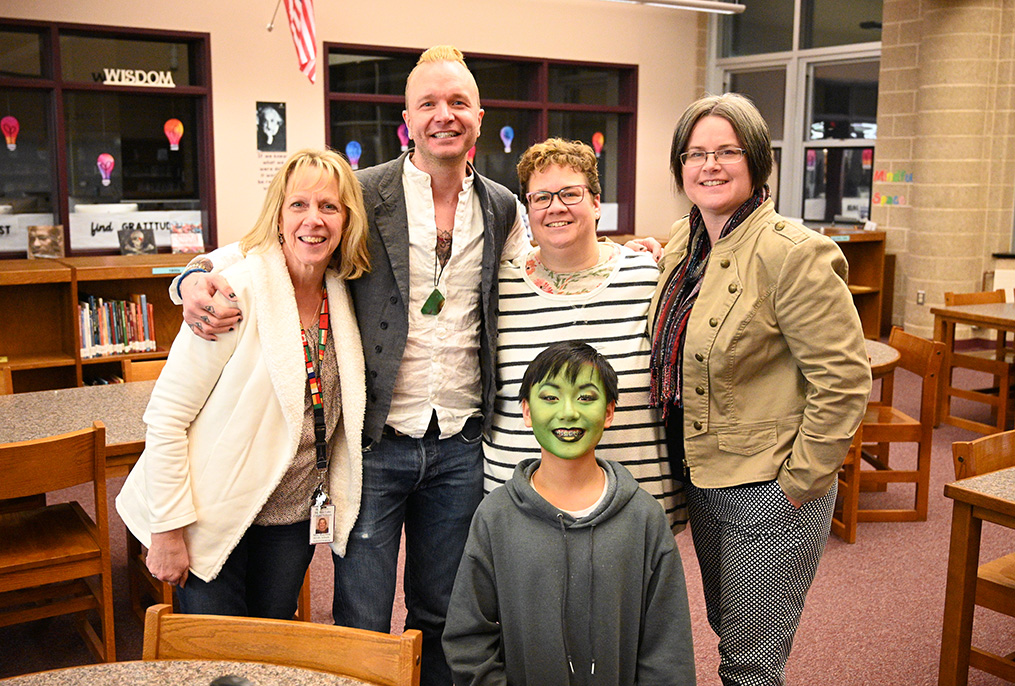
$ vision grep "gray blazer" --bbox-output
[351,153,519,443]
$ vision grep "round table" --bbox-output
[0,660,369,686]
[865,339,900,379]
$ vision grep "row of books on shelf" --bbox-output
[78,294,157,358]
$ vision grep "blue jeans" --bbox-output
[176,520,314,619]
[332,418,484,686]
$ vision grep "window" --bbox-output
[325,45,638,234]
[0,20,215,256]
[710,0,881,223]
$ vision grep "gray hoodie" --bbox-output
[443,458,696,685]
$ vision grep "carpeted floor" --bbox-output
[3,366,1015,684]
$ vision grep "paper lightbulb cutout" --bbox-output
[467,146,476,164]
[592,132,604,158]
[345,141,362,170]
[397,123,410,152]
[1,116,18,151]
[164,119,184,151]
[97,153,115,186]
[499,126,514,154]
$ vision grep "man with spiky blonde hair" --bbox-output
[172,44,529,686]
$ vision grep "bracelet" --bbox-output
[175,267,210,300]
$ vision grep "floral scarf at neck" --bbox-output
[649,185,770,416]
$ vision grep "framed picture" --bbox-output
[257,101,286,152]
[27,225,65,259]
[118,227,157,255]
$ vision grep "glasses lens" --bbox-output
[529,192,552,209]
[682,151,706,167]
[558,187,585,205]
[716,148,744,164]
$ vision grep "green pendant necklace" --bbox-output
[422,229,450,315]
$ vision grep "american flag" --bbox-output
[284,0,317,83]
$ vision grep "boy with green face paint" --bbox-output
[443,342,696,686]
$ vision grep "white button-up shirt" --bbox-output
[386,156,526,438]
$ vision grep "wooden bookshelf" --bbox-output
[820,228,886,339]
[0,254,194,392]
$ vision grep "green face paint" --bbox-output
[524,364,612,461]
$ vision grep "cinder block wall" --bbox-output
[874,0,1015,338]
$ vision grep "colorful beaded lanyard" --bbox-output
[300,286,330,502]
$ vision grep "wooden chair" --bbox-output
[0,421,115,662]
[940,290,1014,434]
[831,424,864,543]
[951,431,1015,681]
[0,365,44,514]
[143,604,421,686]
[121,357,167,383]
[854,327,944,527]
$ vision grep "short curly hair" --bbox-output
[516,138,601,202]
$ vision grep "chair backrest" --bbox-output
[0,365,12,394]
[944,289,1005,307]
[143,604,422,686]
[993,269,1015,302]
[952,429,1015,480]
[122,358,167,383]
[887,326,945,426]
[0,421,106,499]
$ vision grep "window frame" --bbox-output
[0,18,216,257]
[705,8,881,223]
[324,43,638,235]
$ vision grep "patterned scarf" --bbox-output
[649,186,770,416]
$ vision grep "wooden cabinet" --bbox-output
[821,228,886,339]
[0,254,193,392]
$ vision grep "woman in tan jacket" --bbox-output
[649,94,871,686]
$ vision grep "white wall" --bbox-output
[7,0,698,242]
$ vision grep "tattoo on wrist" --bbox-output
[187,257,214,272]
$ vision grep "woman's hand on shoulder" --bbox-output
[624,236,663,262]
[147,529,191,587]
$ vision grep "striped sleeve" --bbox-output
[484,250,687,529]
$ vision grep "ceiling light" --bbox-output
[601,0,745,13]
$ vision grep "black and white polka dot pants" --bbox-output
[686,477,835,686]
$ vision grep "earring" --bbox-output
[277,232,284,245]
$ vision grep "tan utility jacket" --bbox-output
[649,199,871,503]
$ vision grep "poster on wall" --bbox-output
[257,102,286,152]
[69,209,203,251]
[0,213,57,254]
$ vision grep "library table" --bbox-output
[931,301,1015,434]
[865,338,899,379]
[0,659,368,685]
[938,466,1015,685]
[0,380,154,478]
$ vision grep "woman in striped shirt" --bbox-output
[482,138,685,529]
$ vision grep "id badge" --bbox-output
[310,504,335,544]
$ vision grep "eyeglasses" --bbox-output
[679,147,746,167]
[525,185,591,211]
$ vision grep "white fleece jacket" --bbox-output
[116,244,365,581]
